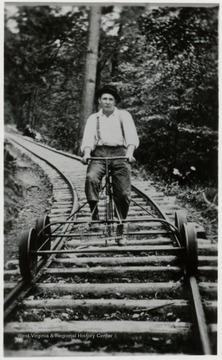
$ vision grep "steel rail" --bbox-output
[132,184,181,247]
[4,137,78,319]
[132,182,212,354]
[7,133,82,161]
[4,133,213,354]
[131,173,212,354]
[187,276,212,354]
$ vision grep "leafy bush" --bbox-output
[135,120,217,184]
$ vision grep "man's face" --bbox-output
[99,93,116,113]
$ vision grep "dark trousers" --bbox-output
[85,146,131,219]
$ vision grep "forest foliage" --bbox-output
[4,4,218,184]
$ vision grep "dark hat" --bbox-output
[97,85,121,103]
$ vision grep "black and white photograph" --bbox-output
[3,0,219,356]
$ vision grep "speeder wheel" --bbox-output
[19,227,37,282]
[175,210,187,247]
[181,222,198,276]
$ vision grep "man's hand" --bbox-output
[81,156,89,165]
[126,155,136,164]
[81,147,91,165]
[126,144,136,164]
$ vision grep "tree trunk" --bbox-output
[79,6,101,143]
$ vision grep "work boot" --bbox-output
[118,237,127,246]
[89,215,100,232]
[116,224,127,246]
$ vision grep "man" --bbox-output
[81,84,139,244]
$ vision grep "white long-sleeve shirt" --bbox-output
[81,107,139,153]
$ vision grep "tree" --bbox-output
[79,6,101,140]
[4,4,218,183]
[138,6,218,130]
[5,5,88,151]
[96,5,218,183]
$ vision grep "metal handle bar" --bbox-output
[86,156,128,161]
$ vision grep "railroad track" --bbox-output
[4,132,217,355]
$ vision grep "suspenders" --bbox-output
[96,115,101,141]
[96,112,125,144]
